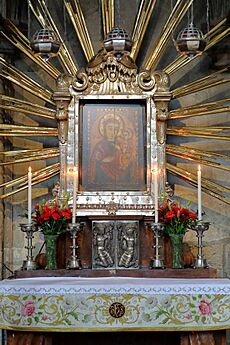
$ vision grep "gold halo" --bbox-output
[99,113,124,137]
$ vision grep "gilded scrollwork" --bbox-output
[155,100,170,144]
[53,74,73,144]
[137,70,156,91]
[72,69,89,91]
[152,70,170,92]
[54,42,172,214]
[72,51,141,94]
[56,73,73,91]
[105,201,119,215]
[71,50,171,98]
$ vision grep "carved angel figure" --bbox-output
[118,224,138,268]
[93,224,114,267]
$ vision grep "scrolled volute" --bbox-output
[72,69,89,91]
[137,70,156,91]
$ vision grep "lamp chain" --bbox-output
[191,1,194,25]
[206,0,210,33]
[117,0,121,27]
[63,0,67,42]
[27,0,31,39]
[43,0,49,28]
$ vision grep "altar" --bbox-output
[1,10,230,345]
[0,276,229,332]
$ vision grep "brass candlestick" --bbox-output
[192,221,210,268]
[148,222,165,269]
[66,222,84,269]
[20,224,38,270]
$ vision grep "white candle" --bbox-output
[197,165,202,220]
[153,168,158,223]
[28,166,32,224]
[72,166,77,224]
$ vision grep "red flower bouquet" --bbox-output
[159,201,197,235]
[33,197,72,235]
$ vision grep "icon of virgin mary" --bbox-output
[89,113,136,189]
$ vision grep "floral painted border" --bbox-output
[0,293,229,331]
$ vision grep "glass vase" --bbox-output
[44,234,58,270]
[169,233,184,269]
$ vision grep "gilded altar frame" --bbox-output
[53,51,171,216]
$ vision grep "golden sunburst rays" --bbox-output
[0,20,60,79]
[167,126,230,141]
[0,95,55,120]
[0,0,229,210]
[167,163,230,205]
[30,0,78,74]
[171,68,230,98]
[130,0,157,61]
[0,124,58,137]
[0,57,54,105]
[170,97,230,119]
[164,18,230,76]
[100,0,115,38]
[0,148,59,166]
[166,13,230,207]
[166,144,230,172]
[0,163,60,200]
[64,0,95,62]
[144,0,193,71]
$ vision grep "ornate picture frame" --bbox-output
[66,94,158,216]
[80,100,146,192]
[53,51,171,216]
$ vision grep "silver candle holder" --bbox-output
[20,224,38,270]
[66,222,84,269]
[191,221,210,268]
[148,222,165,269]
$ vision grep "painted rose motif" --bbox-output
[199,300,211,315]
[21,300,36,316]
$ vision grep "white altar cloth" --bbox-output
[0,277,229,332]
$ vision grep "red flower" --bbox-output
[32,196,72,235]
[165,211,176,219]
[199,300,211,315]
[158,200,197,235]
[21,300,35,317]
[62,210,72,218]
[52,212,61,220]
[189,212,197,219]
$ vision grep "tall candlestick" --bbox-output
[153,168,158,223]
[28,166,32,224]
[197,165,202,220]
[72,166,77,224]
